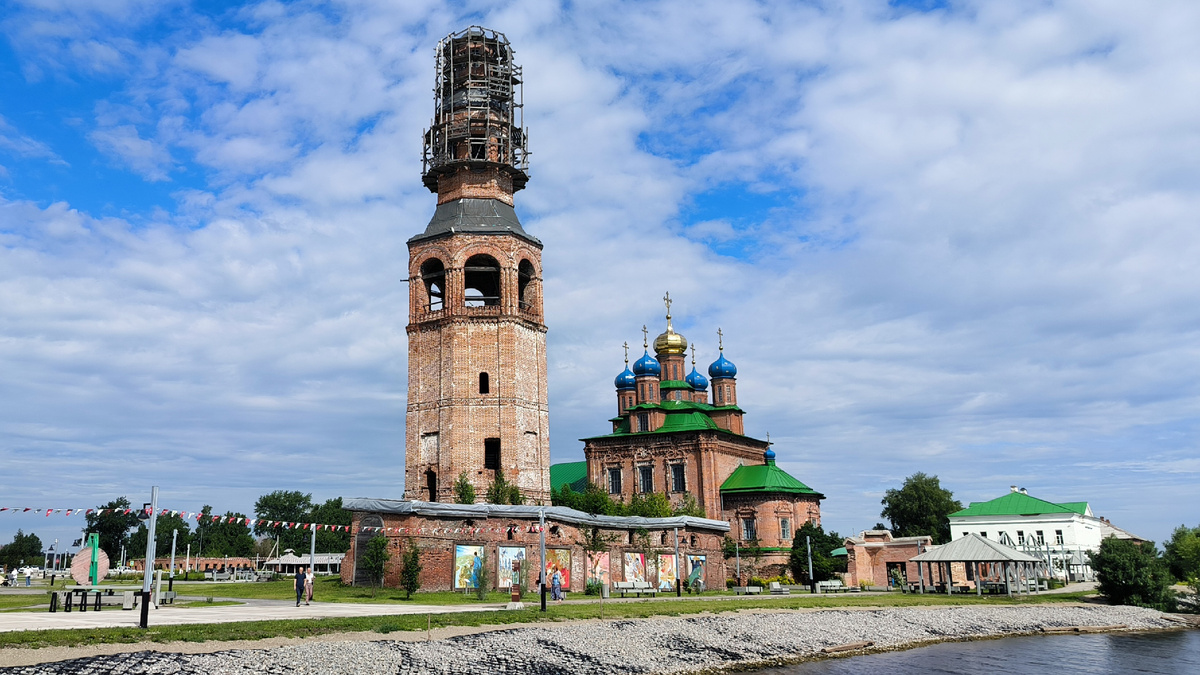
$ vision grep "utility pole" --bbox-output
[539,508,546,612]
[185,543,190,576]
[806,535,815,594]
[673,527,681,597]
[139,486,159,629]
[170,529,178,577]
[735,541,740,585]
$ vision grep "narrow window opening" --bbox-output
[608,468,622,494]
[671,464,685,492]
[781,518,791,540]
[638,466,653,493]
[484,438,501,471]
[479,372,490,394]
[1055,530,1064,545]
[637,412,649,432]
[425,469,438,502]
[742,518,756,541]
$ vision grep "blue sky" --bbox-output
[2,0,1199,554]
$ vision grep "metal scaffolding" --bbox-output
[422,26,529,192]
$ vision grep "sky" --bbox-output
[2,0,1199,556]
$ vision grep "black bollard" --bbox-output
[139,591,150,628]
[49,591,58,613]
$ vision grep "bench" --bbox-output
[613,581,657,597]
[732,586,762,595]
[768,581,790,595]
[816,580,851,593]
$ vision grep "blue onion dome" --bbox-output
[632,350,661,377]
[708,352,737,378]
[614,367,637,390]
[764,448,776,463]
[685,366,708,391]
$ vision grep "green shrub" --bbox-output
[585,580,602,596]
[748,576,768,588]
[726,579,736,589]
[1089,537,1175,611]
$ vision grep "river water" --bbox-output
[758,630,1200,674]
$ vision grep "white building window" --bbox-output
[1017,530,1025,545]
[1055,530,1064,545]
[780,518,791,540]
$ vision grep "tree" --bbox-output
[552,483,626,516]
[83,498,141,562]
[672,493,707,519]
[254,491,314,553]
[880,472,962,544]
[627,492,673,518]
[400,538,422,599]
[310,497,352,554]
[1090,537,1175,611]
[360,535,391,596]
[454,472,477,504]
[789,521,846,585]
[475,548,490,601]
[194,506,255,558]
[129,514,192,561]
[1164,524,1200,583]
[0,530,43,569]
[486,472,523,505]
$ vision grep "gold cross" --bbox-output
[623,341,629,365]
[642,325,648,348]
[717,327,724,351]
[690,343,696,366]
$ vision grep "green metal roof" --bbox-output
[581,399,756,441]
[659,380,693,391]
[830,547,848,557]
[719,460,823,498]
[549,461,588,492]
[950,491,1088,518]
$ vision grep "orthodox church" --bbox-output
[552,297,825,574]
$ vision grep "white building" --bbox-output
[948,486,1144,581]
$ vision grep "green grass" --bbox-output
[0,595,47,610]
[172,577,537,605]
[0,590,1098,650]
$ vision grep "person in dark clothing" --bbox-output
[295,566,307,607]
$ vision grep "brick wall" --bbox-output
[342,510,728,592]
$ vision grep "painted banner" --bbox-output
[497,546,525,588]
[454,544,484,589]
[624,552,646,583]
[587,551,609,585]
[657,553,677,591]
[686,555,707,590]
[545,548,571,588]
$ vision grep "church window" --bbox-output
[1055,530,1064,545]
[463,254,501,307]
[421,258,445,311]
[637,413,649,432]
[425,469,438,502]
[484,438,501,471]
[639,466,653,493]
[518,259,536,310]
[780,518,791,540]
[717,387,723,404]
[1035,530,1044,545]
[479,372,490,394]
[608,468,622,494]
[671,464,685,492]
[1016,530,1025,545]
[742,518,757,541]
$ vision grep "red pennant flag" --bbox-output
[23,508,31,512]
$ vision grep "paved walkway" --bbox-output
[0,598,503,633]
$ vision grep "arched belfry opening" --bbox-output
[463,254,501,307]
[518,259,535,310]
[421,258,446,311]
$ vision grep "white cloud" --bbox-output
[3,0,1200,549]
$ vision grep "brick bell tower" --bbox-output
[404,27,550,504]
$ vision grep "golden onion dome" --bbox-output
[654,328,688,356]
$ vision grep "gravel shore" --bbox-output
[0,605,1176,674]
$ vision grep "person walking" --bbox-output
[294,566,307,607]
[551,566,563,604]
[304,567,314,605]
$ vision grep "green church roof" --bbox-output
[950,491,1089,518]
[549,461,588,492]
[720,460,823,498]
[659,380,693,391]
